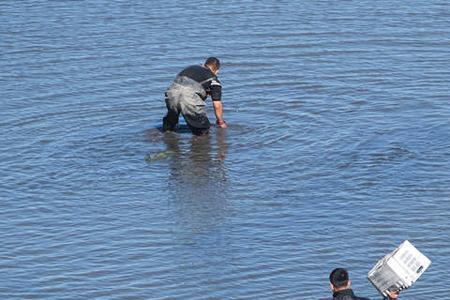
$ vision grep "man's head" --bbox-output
[205,57,221,75]
[329,268,351,292]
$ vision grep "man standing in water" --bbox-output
[162,57,227,135]
[326,268,399,300]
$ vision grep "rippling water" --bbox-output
[1,1,450,299]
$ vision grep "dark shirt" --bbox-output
[325,289,371,300]
[177,65,222,101]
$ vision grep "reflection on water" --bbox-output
[164,130,228,234]
[160,131,235,294]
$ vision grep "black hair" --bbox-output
[329,268,349,288]
[205,57,221,70]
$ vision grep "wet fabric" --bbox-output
[163,75,212,135]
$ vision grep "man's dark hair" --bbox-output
[205,57,220,70]
[329,268,349,288]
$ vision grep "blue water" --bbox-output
[1,1,449,299]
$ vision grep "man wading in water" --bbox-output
[162,57,227,135]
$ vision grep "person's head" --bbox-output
[329,268,351,292]
[204,57,221,75]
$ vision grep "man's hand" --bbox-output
[387,290,399,300]
[213,101,227,128]
[216,119,227,128]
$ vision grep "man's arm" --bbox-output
[213,100,227,128]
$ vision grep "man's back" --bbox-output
[177,65,216,88]
[176,65,222,100]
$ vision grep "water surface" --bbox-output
[1,1,450,299]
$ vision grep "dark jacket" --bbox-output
[328,289,371,300]
[177,65,222,101]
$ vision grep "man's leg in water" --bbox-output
[189,123,209,136]
[181,97,211,136]
[162,95,180,132]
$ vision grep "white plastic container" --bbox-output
[368,240,431,297]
